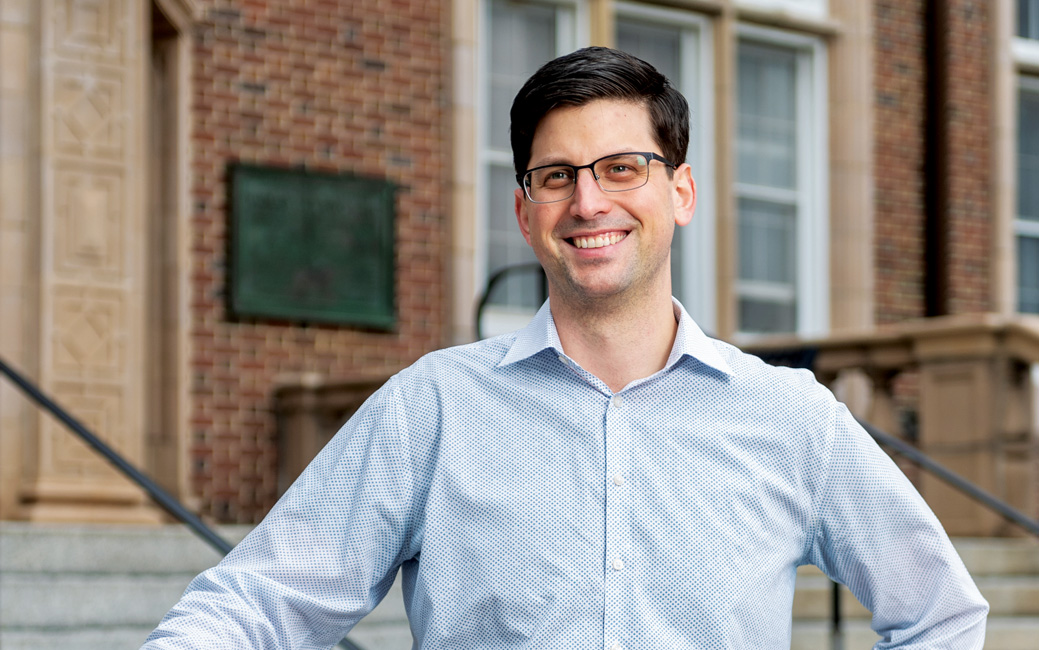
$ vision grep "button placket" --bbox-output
[603,392,630,648]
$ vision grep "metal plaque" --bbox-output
[228,164,396,328]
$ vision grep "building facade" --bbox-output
[1,0,1037,525]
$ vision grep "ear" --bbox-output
[515,187,534,246]
[672,163,696,227]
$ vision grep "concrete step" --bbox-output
[791,617,1039,650]
[0,522,408,650]
[2,523,1037,650]
[953,537,1039,576]
[0,521,248,574]
[793,572,1039,618]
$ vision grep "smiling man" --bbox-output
[142,47,988,650]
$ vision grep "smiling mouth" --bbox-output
[569,232,627,249]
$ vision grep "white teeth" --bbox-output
[573,232,626,249]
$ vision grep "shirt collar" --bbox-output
[498,298,733,377]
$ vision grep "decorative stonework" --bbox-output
[54,0,125,60]
[41,381,126,479]
[54,166,124,276]
[52,285,124,380]
[53,65,125,162]
[20,0,150,522]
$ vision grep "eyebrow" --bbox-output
[528,150,641,169]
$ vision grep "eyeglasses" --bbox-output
[517,151,679,204]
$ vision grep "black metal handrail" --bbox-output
[475,262,546,339]
[858,418,1039,536]
[0,356,234,555]
[752,347,1039,649]
[0,356,364,650]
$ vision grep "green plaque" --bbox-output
[229,164,396,329]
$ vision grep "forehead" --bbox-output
[529,99,654,165]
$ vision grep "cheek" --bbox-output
[528,212,560,244]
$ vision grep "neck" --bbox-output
[550,288,679,393]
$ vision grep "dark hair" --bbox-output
[510,46,689,180]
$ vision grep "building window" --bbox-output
[480,0,580,336]
[735,28,827,336]
[615,4,715,330]
[1016,2,1039,314]
[1019,78,1039,313]
[468,1,831,339]
[1020,0,1039,39]
[737,0,828,20]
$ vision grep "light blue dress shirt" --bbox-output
[143,300,988,649]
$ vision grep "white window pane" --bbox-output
[1020,0,1039,39]
[1019,84,1039,221]
[737,0,827,19]
[738,198,796,284]
[488,0,558,152]
[739,298,796,334]
[616,18,686,300]
[486,164,540,308]
[484,0,572,313]
[735,34,817,336]
[617,20,682,84]
[738,43,797,190]
[1019,236,1039,313]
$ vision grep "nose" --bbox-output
[569,167,611,219]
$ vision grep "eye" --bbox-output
[537,167,575,189]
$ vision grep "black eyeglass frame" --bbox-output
[516,151,680,204]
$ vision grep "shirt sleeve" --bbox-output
[140,375,415,650]
[806,399,990,649]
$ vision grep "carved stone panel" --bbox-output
[53,64,126,162]
[54,0,126,61]
[23,0,148,522]
[52,285,125,382]
[54,165,125,278]
[40,380,127,480]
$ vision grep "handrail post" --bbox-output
[0,356,234,555]
[831,580,843,650]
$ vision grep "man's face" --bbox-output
[514,99,696,309]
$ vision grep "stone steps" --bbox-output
[0,522,408,650]
[2,523,1036,649]
[790,538,1039,649]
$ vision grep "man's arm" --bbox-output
[141,377,415,650]
[807,401,989,649]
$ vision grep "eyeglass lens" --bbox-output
[525,153,653,203]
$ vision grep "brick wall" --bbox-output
[874,0,928,324]
[942,0,992,314]
[190,0,450,523]
[874,0,992,324]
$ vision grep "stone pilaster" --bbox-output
[20,0,157,522]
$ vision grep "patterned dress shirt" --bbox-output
[143,300,988,649]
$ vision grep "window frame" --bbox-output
[735,0,828,20]
[615,2,717,331]
[1017,74,1039,313]
[475,0,587,336]
[734,23,829,338]
[1014,2,1039,314]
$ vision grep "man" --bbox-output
[143,47,988,649]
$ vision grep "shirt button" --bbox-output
[612,472,624,486]
[610,644,623,650]
[612,557,624,571]
[557,354,567,365]
[612,394,624,408]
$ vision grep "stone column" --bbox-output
[0,0,37,520]
[19,0,158,522]
[915,322,1039,536]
